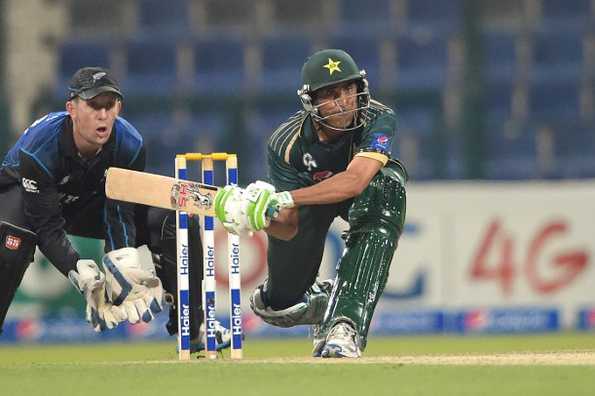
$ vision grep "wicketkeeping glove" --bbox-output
[102,246,164,324]
[68,259,127,332]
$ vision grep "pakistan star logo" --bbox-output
[323,58,342,75]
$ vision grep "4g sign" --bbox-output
[469,218,590,297]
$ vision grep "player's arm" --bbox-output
[289,155,383,206]
[19,150,80,276]
[265,156,382,240]
[264,156,382,240]
[290,109,395,206]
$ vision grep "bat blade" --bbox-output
[105,167,219,216]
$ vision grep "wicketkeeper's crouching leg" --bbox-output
[315,160,407,358]
[0,221,37,334]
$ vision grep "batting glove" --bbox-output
[242,181,279,231]
[214,185,251,235]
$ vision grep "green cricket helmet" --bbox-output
[297,49,370,131]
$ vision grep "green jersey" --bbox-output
[262,99,402,314]
[267,99,396,191]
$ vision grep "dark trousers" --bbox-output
[265,201,351,310]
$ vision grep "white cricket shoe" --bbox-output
[320,322,362,358]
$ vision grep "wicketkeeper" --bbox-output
[215,49,407,357]
[0,67,229,352]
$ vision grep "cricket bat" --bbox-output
[105,167,219,215]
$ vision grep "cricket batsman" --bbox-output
[215,49,407,357]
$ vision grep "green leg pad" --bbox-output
[320,160,406,350]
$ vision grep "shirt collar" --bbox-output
[59,117,78,159]
[302,115,318,144]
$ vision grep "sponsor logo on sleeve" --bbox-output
[370,134,390,152]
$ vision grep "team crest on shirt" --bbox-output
[371,134,390,151]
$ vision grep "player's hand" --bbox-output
[272,191,295,210]
[102,246,164,324]
[242,181,295,231]
[68,259,127,332]
[215,181,294,234]
[214,185,251,235]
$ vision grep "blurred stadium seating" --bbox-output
[261,34,313,93]
[137,0,190,35]
[484,121,539,180]
[532,30,584,84]
[395,31,449,91]
[337,0,395,34]
[125,38,178,95]
[407,0,462,33]
[482,31,517,85]
[540,0,593,31]
[44,0,594,180]
[194,35,246,94]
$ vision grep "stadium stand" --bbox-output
[46,0,595,180]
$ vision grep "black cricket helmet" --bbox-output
[297,49,370,131]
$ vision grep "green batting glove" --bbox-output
[272,191,295,209]
[214,185,248,235]
[214,185,236,224]
[243,181,277,231]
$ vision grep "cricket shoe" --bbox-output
[310,320,329,357]
[311,329,326,358]
[320,322,362,358]
[189,321,232,353]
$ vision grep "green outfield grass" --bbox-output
[1,333,595,396]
